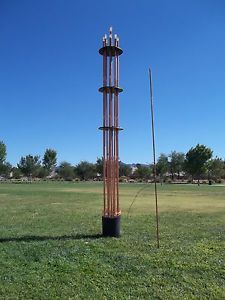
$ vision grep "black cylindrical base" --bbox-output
[102,215,121,237]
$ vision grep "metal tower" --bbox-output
[99,27,123,237]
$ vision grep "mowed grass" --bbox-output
[0,182,224,299]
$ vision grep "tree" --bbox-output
[11,167,22,179]
[0,141,6,164]
[96,157,103,177]
[75,161,96,181]
[156,154,169,181]
[119,162,132,177]
[0,162,12,178]
[36,166,49,179]
[57,162,74,181]
[17,155,41,178]
[207,157,225,182]
[0,141,11,178]
[43,149,57,173]
[185,144,213,184]
[133,164,151,180]
[169,151,185,180]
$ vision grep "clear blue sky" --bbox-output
[0,0,225,166]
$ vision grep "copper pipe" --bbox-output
[114,93,118,214]
[112,36,117,215]
[103,44,107,214]
[106,89,109,215]
[99,27,123,219]
[106,95,110,216]
[115,46,119,213]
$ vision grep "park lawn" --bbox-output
[0,182,224,299]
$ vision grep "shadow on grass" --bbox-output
[0,233,103,243]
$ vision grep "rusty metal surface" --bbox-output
[98,86,123,93]
[98,126,123,131]
[99,46,123,56]
[99,27,123,218]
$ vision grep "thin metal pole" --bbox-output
[109,32,113,217]
[149,68,160,249]
[113,45,116,215]
[103,38,107,215]
[116,39,119,214]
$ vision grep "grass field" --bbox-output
[0,182,224,299]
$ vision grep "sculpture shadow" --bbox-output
[0,233,103,243]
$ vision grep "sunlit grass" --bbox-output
[0,182,224,299]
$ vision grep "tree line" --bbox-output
[0,141,225,183]
[123,145,225,184]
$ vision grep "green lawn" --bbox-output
[0,182,224,299]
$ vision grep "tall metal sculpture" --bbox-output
[99,27,123,237]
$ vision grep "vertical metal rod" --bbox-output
[113,36,118,215]
[149,68,160,249]
[103,39,107,215]
[112,50,116,215]
[115,39,119,213]
[115,93,119,213]
[106,91,110,216]
[109,48,113,216]
[106,59,110,216]
[103,99,106,215]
